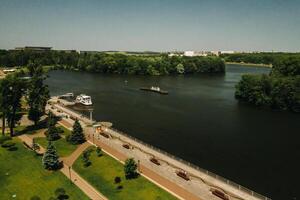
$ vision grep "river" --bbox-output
[46,64,300,200]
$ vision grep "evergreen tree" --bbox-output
[46,125,60,141]
[42,141,61,170]
[45,112,60,141]
[27,62,50,125]
[68,119,85,144]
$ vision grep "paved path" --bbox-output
[60,142,107,200]
[86,132,200,200]
[18,132,107,200]
[18,134,45,154]
[47,105,268,200]
[61,142,91,166]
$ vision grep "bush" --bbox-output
[55,187,69,200]
[96,146,102,157]
[124,158,138,179]
[1,141,16,148]
[82,149,92,167]
[114,176,121,184]
[0,136,12,144]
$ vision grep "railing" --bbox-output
[108,127,271,200]
[52,103,95,124]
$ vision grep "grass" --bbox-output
[57,125,71,136]
[35,137,77,157]
[73,147,178,200]
[0,137,88,200]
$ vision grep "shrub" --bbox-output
[114,176,121,184]
[55,187,69,200]
[124,158,138,179]
[82,149,92,167]
[96,146,102,157]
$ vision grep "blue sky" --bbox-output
[0,0,299,51]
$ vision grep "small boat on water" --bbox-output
[75,94,93,106]
[140,86,168,95]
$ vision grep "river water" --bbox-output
[46,64,300,200]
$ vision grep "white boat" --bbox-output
[76,94,92,106]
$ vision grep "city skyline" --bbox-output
[1,0,300,52]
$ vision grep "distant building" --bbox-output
[184,51,209,57]
[220,51,235,54]
[14,46,52,51]
[184,51,195,57]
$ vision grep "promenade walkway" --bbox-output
[46,102,270,200]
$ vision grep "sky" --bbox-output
[0,0,300,52]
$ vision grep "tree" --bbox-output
[46,124,61,141]
[27,62,50,125]
[42,141,61,170]
[45,111,60,141]
[0,79,9,135]
[68,119,85,144]
[4,75,25,136]
[176,63,185,74]
[124,158,138,179]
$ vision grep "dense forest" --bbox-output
[0,50,225,75]
[235,56,300,112]
[221,52,300,65]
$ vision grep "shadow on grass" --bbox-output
[15,118,48,136]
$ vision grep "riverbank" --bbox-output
[226,62,272,68]
[46,96,270,200]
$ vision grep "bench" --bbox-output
[176,170,190,181]
[122,144,130,149]
[211,189,229,200]
[150,157,161,165]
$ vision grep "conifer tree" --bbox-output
[46,125,60,141]
[45,112,60,141]
[42,141,61,170]
[68,119,86,144]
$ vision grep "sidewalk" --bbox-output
[17,133,107,200]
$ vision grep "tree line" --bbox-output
[0,63,49,136]
[221,52,300,65]
[235,56,300,112]
[0,50,225,75]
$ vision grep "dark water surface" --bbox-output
[46,65,300,200]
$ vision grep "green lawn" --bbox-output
[57,125,71,136]
[73,148,177,200]
[0,137,89,200]
[35,137,78,157]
